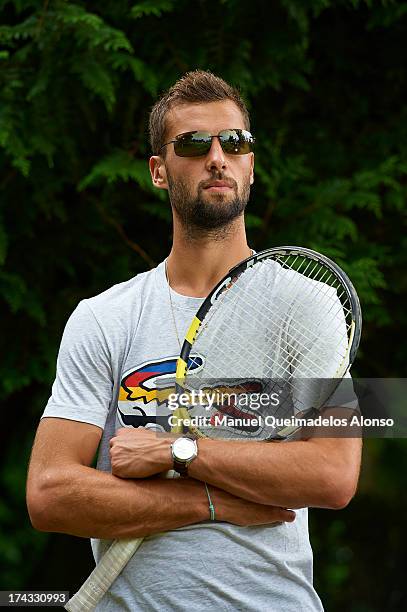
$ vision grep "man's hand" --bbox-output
[211,486,296,527]
[110,427,173,478]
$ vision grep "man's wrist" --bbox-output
[160,437,174,471]
[187,437,211,478]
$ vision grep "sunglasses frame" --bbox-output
[159,129,255,157]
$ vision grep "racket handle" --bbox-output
[65,537,144,611]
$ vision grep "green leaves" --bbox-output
[55,3,133,53]
[74,58,117,111]
[0,271,45,324]
[130,0,177,19]
[111,54,159,96]
[78,150,155,193]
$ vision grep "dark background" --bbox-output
[0,1,406,610]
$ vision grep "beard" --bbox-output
[167,170,251,238]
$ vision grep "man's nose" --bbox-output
[205,136,227,173]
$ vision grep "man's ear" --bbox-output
[149,156,168,190]
[249,152,255,185]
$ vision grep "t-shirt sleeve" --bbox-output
[42,300,113,429]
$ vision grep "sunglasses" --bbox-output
[160,129,255,157]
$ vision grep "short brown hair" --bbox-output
[149,70,250,155]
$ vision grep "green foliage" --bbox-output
[0,0,406,606]
[130,0,176,19]
[78,150,153,191]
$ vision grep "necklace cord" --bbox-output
[165,249,253,351]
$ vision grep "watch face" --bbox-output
[173,437,196,461]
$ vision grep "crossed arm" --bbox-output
[26,416,361,540]
[109,423,362,509]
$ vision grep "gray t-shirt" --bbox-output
[43,261,324,611]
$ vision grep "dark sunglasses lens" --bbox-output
[174,132,211,157]
[219,129,253,155]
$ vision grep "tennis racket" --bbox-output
[171,246,361,440]
[65,246,361,611]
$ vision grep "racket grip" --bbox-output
[65,537,144,612]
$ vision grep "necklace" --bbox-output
[165,248,253,351]
[165,259,182,350]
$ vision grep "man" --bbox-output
[27,70,361,611]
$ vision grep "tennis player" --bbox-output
[27,70,361,611]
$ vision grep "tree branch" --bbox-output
[95,201,156,269]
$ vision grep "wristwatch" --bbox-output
[171,437,198,476]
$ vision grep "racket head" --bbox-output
[172,247,361,441]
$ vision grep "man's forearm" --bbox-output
[188,437,362,509]
[28,464,296,538]
[109,427,361,509]
[28,465,208,539]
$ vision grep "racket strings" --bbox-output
[192,278,350,379]
[183,257,354,439]
[192,302,347,382]
[180,254,354,439]
[190,320,341,426]
[250,258,352,344]
[206,257,352,340]
[192,318,336,420]
[275,256,354,325]
[275,256,344,310]
[261,293,346,366]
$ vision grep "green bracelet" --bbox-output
[204,482,216,521]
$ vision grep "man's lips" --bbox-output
[203,180,234,191]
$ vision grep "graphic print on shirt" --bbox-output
[117,356,204,431]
